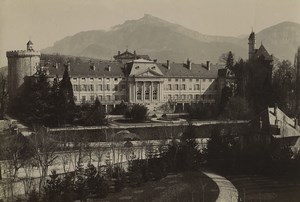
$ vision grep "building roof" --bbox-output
[253,44,273,61]
[113,50,151,61]
[267,107,300,138]
[45,60,224,79]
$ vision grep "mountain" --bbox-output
[42,14,300,63]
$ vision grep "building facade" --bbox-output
[7,43,227,113]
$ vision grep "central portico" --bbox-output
[127,59,164,103]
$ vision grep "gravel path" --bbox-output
[203,171,238,202]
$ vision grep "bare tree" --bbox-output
[32,125,58,193]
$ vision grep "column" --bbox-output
[134,82,137,102]
[142,82,145,101]
[150,82,153,102]
[129,83,132,102]
[160,82,163,101]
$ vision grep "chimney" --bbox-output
[187,58,191,70]
[118,51,121,55]
[134,50,136,55]
[206,61,211,70]
[91,65,96,71]
[167,60,170,70]
[294,118,298,129]
[55,63,58,69]
[107,65,111,72]
[153,59,157,63]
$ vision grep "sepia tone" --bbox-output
[0,0,300,202]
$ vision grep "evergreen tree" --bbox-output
[226,51,235,70]
[44,170,63,202]
[57,64,76,125]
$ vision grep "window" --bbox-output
[74,96,77,101]
[90,95,94,101]
[98,95,102,101]
[189,78,192,82]
[182,84,186,90]
[168,78,171,81]
[182,78,185,82]
[168,84,172,90]
[145,84,150,100]
[182,94,186,100]
[106,84,110,91]
[98,84,102,91]
[81,85,87,91]
[106,78,110,81]
[189,84,192,90]
[82,96,86,103]
[115,95,119,100]
[194,84,200,90]
[174,94,178,100]
[196,94,201,100]
[196,78,199,82]
[203,79,206,82]
[90,78,94,81]
[114,78,118,81]
[188,94,193,99]
[90,84,94,91]
[98,78,102,81]
[106,95,111,101]
[168,94,172,100]
[137,85,142,100]
[114,84,118,91]
[121,84,126,90]
[82,78,86,81]
[73,78,77,81]
[175,78,178,81]
[175,84,179,90]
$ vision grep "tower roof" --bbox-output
[248,31,255,40]
[27,40,33,45]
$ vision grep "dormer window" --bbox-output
[135,66,139,69]
[151,66,155,69]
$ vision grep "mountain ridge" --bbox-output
[42,14,300,63]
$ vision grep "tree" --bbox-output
[57,64,76,125]
[222,96,253,120]
[85,163,108,198]
[127,104,148,122]
[84,98,107,126]
[219,51,235,71]
[272,60,296,116]
[43,170,63,202]
[0,74,8,119]
[32,126,58,193]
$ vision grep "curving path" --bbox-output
[203,171,238,202]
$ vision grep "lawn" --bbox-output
[91,172,219,202]
[227,175,300,202]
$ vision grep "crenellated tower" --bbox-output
[6,41,41,100]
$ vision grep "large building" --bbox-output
[7,42,226,113]
[47,55,224,113]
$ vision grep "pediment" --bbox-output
[135,68,163,77]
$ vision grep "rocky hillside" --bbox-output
[42,14,300,63]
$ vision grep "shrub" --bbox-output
[162,113,167,118]
[126,104,148,122]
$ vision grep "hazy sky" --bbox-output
[0,0,299,67]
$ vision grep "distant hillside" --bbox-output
[42,14,300,63]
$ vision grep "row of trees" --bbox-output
[205,125,300,176]
[217,51,297,119]
[9,66,107,127]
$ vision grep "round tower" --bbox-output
[248,31,256,61]
[6,41,41,100]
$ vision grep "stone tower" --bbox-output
[296,47,300,118]
[248,31,256,61]
[6,41,41,100]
